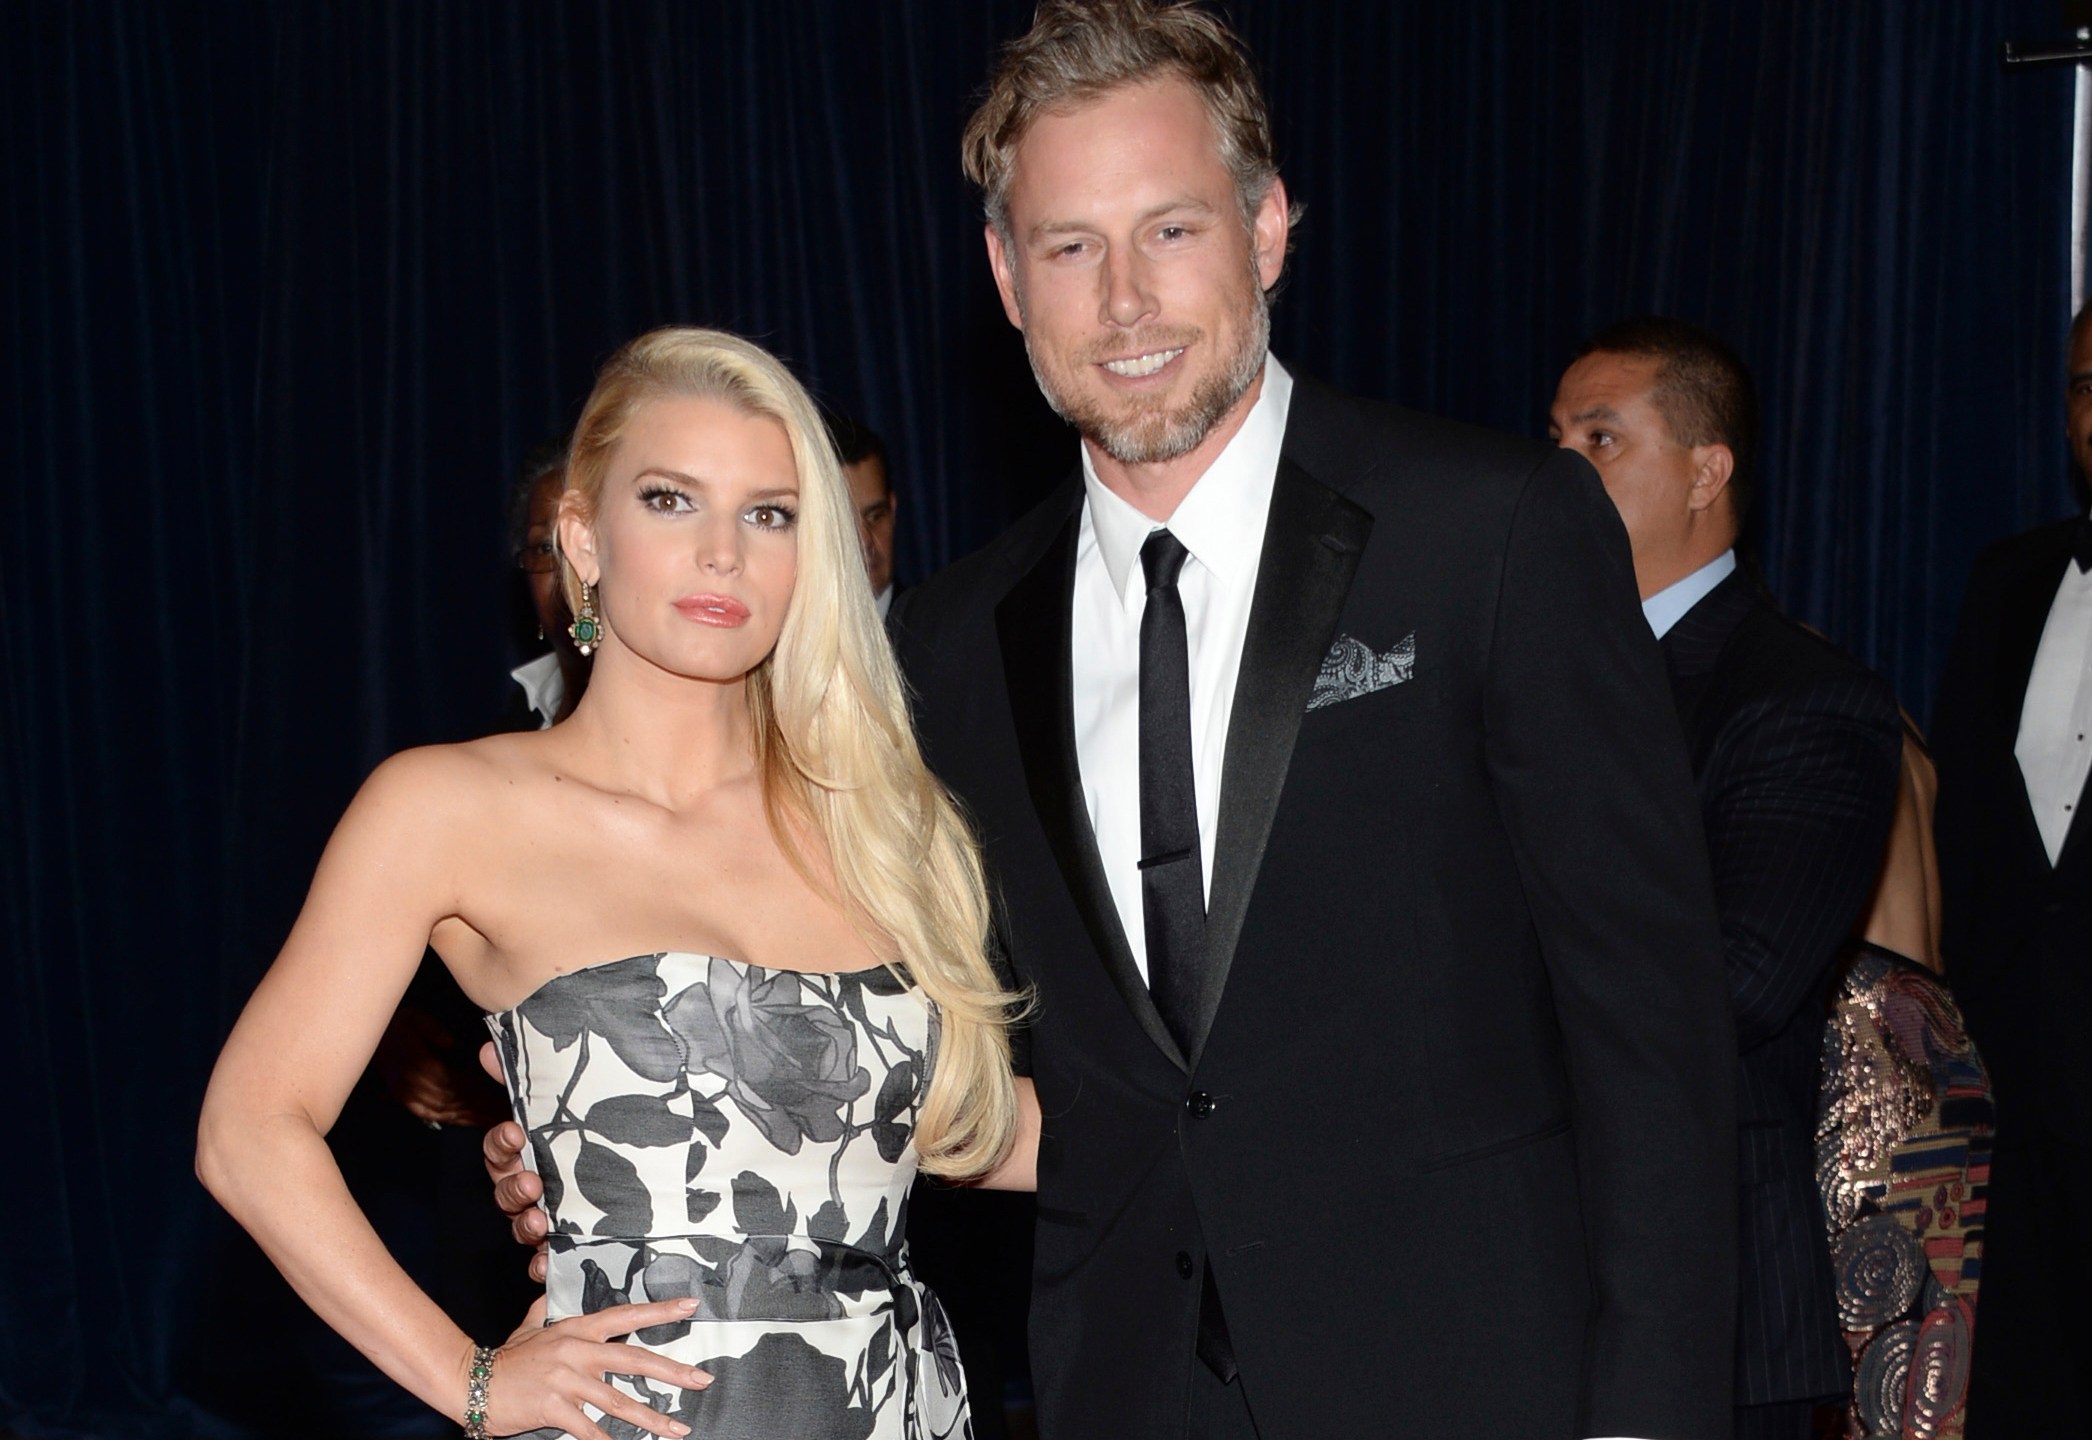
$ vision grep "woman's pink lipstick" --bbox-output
[674,593,751,627]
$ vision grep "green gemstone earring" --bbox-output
[567,581,604,656]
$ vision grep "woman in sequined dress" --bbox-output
[198,328,1035,1440]
[1817,723,1992,1440]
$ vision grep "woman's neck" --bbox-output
[556,650,760,806]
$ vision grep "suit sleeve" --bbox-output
[1482,450,1737,1440]
[1704,679,1901,1050]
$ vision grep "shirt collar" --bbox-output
[1642,549,1737,640]
[1081,355,1293,609]
[509,650,567,729]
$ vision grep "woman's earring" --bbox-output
[568,581,604,656]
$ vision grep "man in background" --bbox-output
[825,408,902,618]
[505,438,590,727]
[1550,317,1903,1440]
[1931,303,2092,1436]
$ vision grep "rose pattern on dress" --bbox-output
[664,956,874,1154]
[488,952,966,1440]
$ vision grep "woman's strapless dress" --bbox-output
[486,952,971,1440]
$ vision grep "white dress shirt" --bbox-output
[509,651,566,730]
[1641,549,1737,640]
[1071,356,1292,981]
[2015,517,2092,864]
[875,583,895,621]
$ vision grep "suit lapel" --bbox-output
[1996,546,2068,733]
[994,506,1188,1070]
[1192,459,1373,1066]
[1659,570,1757,673]
[1997,542,2076,872]
[2054,763,2092,882]
[1658,570,1758,742]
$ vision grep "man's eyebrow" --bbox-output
[1141,195,1220,221]
[1027,196,1220,243]
[1569,405,1623,425]
[2069,371,2092,387]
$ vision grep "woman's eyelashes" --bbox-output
[634,484,796,531]
[637,483,692,514]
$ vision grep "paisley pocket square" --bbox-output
[1308,632,1415,711]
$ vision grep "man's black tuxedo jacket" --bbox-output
[893,375,1737,1440]
[1930,518,2092,1434]
[1933,518,2092,1136]
[1659,572,1901,1408]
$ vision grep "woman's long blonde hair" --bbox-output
[559,327,1017,1178]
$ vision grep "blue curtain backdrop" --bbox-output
[2,1,2080,1433]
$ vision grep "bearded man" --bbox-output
[888,3,1737,1437]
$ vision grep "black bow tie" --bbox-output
[2077,516,2092,573]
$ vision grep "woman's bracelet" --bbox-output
[463,1343,498,1439]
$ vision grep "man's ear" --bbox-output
[1252,176,1290,291]
[556,491,599,585]
[1686,443,1735,515]
[984,223,1025,330]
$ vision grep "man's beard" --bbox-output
[1022,275,1271,467]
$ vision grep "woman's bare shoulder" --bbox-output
[347,732,556,832]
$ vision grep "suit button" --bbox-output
[1186,1091,1216,1117]
[1175,1251,1195,1279]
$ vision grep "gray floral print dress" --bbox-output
[487,952,970,1440]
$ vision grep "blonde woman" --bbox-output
[199,327,1035,1440]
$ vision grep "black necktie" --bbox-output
[1139,530,1206,1055]
[1146,531,1238,1381]
[2074,515,2092,573]
[1140,532,1240,1387]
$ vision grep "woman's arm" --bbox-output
[1859,728,1943,973]
[196,749,707,1439]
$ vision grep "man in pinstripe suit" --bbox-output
[1551,318,1903,1440]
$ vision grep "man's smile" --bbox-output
[1099,347,1185,378]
